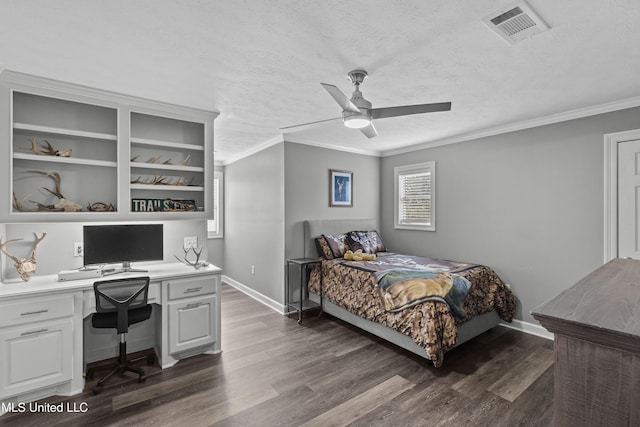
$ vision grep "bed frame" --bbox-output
[304,218,501,359]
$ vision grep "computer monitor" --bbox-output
[83,224,163,273]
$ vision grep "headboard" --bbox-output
[304,218,379,258]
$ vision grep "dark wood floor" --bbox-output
[1,284,554,426]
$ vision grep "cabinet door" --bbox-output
[168,295,217,354]
[0,318,73,399]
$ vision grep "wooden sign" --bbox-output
[131,199,196,212]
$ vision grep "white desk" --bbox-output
[0,263,222,407]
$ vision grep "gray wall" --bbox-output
[222,141,380,307]
[224,143,286,303]
[284,142,381,261]
[1,220,208,281]
[381,106,640,323]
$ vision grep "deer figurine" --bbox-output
[0,232,47,281]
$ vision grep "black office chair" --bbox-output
[86,276,154,395]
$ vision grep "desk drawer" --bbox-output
[0,295,74,328]
[167,276,216,300]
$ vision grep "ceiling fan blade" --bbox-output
[359,122,378,138]
[371,102,452,120]
[321,83,361,113]
[280,117,342,131]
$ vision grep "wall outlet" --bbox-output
[251,265,255,275]
[183,236,198,250]
[73,242,84,257]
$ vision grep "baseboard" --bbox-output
[222,275,554,341]
[500,318,554,340]
[222,275,286,314]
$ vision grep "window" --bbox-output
[208,170,223,238]
[394,161,435,231]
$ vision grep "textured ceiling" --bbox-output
[1,1,639,163]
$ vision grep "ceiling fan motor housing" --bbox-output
[343,69,372,128]
[343,92,372,128]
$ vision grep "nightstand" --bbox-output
[286,258,322,324]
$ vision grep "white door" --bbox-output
[618,139,640,259]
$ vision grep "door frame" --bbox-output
[604,128,640,262]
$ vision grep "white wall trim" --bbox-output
[222,135,284,165]
[224,274,554,341]
[283,135,382,157]
[500,319,553,340]
[382,95,640,157]
[222,95,640,166]
[603,128,640,262]
[222,275,286,314]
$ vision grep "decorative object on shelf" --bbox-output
[130,154,192,166]
[163,155,191,166]
[23,137,72,157]
[131,198,196,212]
[86,202,116,212]
[13,170,82,212]
[131,175,196,186]
[174,245,209,269]
[0,231,46,281]
[329,169,353,207]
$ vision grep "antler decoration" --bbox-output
[23,137,72,157]
[0,232,47,281]
[131,176,195,186]
[13,171,82,212]
[174,246,209,269]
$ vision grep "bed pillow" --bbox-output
[316,233,349,259]
[346,230,386,254]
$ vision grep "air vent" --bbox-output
[483,1,549,44]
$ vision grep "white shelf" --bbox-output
[14,153,117,168]
[2,71,216,222]
[130,183,205,192]
[14,122,117,141]
[129,162,204,173]
[130,137,204,151]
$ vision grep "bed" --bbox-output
[304,219,516,367]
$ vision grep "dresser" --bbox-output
[531,258,640,426]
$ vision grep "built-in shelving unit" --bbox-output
[0,70,217,222]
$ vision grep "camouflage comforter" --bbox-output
[308,252,516,367]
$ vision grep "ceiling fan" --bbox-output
[281,69,451,138]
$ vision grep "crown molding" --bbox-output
[222,135,285,165]
[283,135,381,157]
[382,95,640,157]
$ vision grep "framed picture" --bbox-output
[329,169,353,207]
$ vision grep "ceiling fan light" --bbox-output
[343,115,371,129]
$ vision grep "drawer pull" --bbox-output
[184,287,203,294]
[21,328,48,336]
[20,309,49,316]
[183,303,202,309]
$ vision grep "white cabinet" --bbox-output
[0,295,75,399]
[168,295,217,354]
[165,275,220,357]
[0,70,217,222]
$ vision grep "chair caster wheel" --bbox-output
[92,385,103,395]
